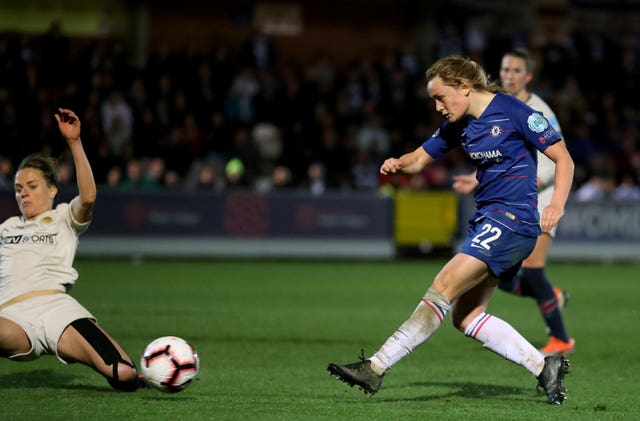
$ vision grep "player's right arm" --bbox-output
[55,108,96,224]
[380,146,434,175]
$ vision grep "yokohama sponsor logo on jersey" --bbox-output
[469,149,503,160]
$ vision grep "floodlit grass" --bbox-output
[1,259,638,420]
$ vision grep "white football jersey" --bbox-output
[0,202,90,304]
[527,93,563,196]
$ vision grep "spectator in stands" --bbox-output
[100,89,133,156]
[614,174,640,201]
[351,149,380,191]
[190,162,224,192]
[256,164,294,193]
[305,161,327,196]
[355,107,391,160]
[0,156,13,190]
[55,159,74,188]
[224,158,248,190]
[573,174,614,202]
[228,126,260,186]
[105,165,122,188]
[119,159,144,190]
[142,157,166,189]
[240,30,277,71]
[225,67,259,123]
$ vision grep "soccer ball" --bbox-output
[140,336,199,392]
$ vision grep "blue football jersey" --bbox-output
[423,92,562,236]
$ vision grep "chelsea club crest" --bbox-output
[490,125,502,137]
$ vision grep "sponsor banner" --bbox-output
[0,191,392,239]
[556,200,640,241]
[394,191,458,246]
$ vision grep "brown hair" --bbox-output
[425,56,502,93]
[17,154,59,188]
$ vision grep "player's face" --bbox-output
[500,55,532,97]
[427,76,469,122]
[14,167,57,220]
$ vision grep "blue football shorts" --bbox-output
[459,216,537,282]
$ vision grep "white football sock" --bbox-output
[370,288,450,374]
[464,312,545,376]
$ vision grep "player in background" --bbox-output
[328,55,574,404]
[452,49,574,356]
[0,109,141,391]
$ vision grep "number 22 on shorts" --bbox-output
[471,223,502,250]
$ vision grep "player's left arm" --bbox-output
[55,108,96,224]
[540,140,574,232]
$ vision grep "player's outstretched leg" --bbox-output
[462,311,570,404]
[328,288,450,395]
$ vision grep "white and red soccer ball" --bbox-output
[140,336,199,392]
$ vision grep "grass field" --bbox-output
[0,258,638,420]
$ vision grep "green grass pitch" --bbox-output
[0,258,638,420]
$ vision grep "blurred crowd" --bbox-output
[0,18,639,201]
